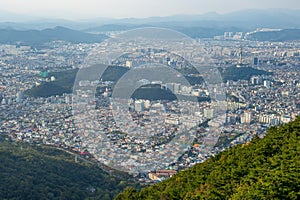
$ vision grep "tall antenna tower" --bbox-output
[237,47,243,67]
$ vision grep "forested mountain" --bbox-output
[0,26,108,45]
[246,29,300,42]
[116,117,300,199]
[0,137,138,200]
[25,66,270,98]
[220,66,272,82]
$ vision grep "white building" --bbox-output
[134,100,145,112]
[204,108,214,119]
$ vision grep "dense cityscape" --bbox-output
[1,0,300,197]
[1,32,300,183]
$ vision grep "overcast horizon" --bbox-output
[0,0,299,21]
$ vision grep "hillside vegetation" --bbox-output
[0,137,138,200]
[246,29,300,42]
[116,117,300,200]
[0,26,108,45]
[25,69,78,98]
[220,66,272,82]
[26,66,270,98]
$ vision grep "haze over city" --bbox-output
[0,0,299,20]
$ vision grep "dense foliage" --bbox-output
[25,69,78,97]
[25,66,206,100]
[25,66,129,98]
[220,66,272,82]
[0,139,138,200]
[131,84,177,101]
[247,29,300,42]
[116,117,300,199]
[0,26,108,45]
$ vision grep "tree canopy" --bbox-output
[116,117,300,200]
[0,138,138,200]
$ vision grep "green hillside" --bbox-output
[0,26,108,45]
[115,117,300,200]
[220,66,272,82]
[26,66,270,98]
[25,66,128,98]
[0,137,138,200]
[246,29,300,42]
[25,69,78,98]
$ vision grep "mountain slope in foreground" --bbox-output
[116,117,300,199]
[0,138,138,200]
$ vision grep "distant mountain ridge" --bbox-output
[0,26,108,45]
[0,9,300,31]
[246,29,300,42]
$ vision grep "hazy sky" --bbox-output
[0,0,299,19]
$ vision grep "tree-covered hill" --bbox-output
[25,69,78,98]
[220,66,272,82]
[26,65,270,98]
[0,26,108,45]
[116,117,300,200]
[0,138,138,200]
[246,29,300,42]
[25,66,128,98]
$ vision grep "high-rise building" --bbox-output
[125,60,133,68]
[204,108,214,119]
[237,47,244,67]
[16,92,24,103]
[144,100,151,109]
[173,83,180,94]
[134,100,145,112]
[243,111,252,124]
[166,83,175,92]
[64,94,72,104]
[253,57,259,66]
[264,80,271,88]
[1,98,5,105]
[224,32,233,39]
[250,76,263,85]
